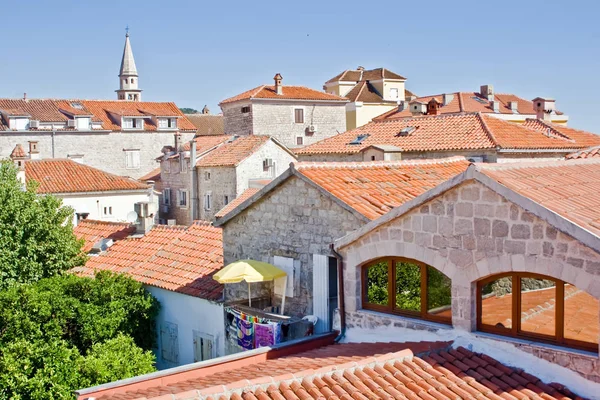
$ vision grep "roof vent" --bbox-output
[396,126,416,137]
[349,134,370,145]
[90,238,114,254]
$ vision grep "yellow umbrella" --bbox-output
[214,260,288,312]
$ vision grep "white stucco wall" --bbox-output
[59,190,154,225]
[146,286,225,370]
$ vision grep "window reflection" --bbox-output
[480,277,513,330]
[564,284,599,345]
[427,266,452,318]
[394,262,421,312]
[366,261,388,306]
[519,278,556,336]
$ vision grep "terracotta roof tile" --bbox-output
[566,145,600,160]
[73,219,135,252]
[215,187,260,218]
[95,341,585,400]
[376,92,564,120]
[139,167,161,182]
[295,113,600,156]
[25,159,149,194]
[522,119,600,149]
[185,114,224,136]
[182,135,232,154]
[477,158,600,236]
[343,81,392,103]
[294,157,469,220]
[71,221,223,300]
[0,99,196,132]
[196,136,270,167]
[326,68,406,84]
[10,144,26,158]
[220,86,346,105]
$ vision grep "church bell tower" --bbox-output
[116,29,142,101]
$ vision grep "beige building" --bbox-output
[324,67,413,130]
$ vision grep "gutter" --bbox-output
[329,243,346,343]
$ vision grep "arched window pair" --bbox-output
[478,273,599,351]
[362,258,452,324]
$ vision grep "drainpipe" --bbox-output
[51,129,56,158]
[330,243,346,343]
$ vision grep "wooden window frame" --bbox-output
[477,272,597,352]
[294,108,304,124]
[361,257,452,325]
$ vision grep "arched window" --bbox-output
[362,257,452,324]
[478,273,599,351]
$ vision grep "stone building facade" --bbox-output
[217,174,364,317]
[219,75,347,149]
[336,169,600,382]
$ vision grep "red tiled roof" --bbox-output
[295,113,600,156]
[344,80,393,103]
[73,219,136,252]
[196,136,271,167]
[10,144,26,158]
[94,341,584,400]
[220,85,346,105]
[215,187,260,218]
[0,99,196,132]
[326,67,406,83]
[25,159,149,194]
[567,145,600,160]
[182,135,232,154]
[522,119,600,148]
[185,114,225,136]
[71,221,223,300]
[295,157,469,220]
[139,167,161,182]
[478,159,600,237]
[375,92,564,120]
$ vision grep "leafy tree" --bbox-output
[0,161,86,290]
[0,272,160,399]
[179,107,198,114]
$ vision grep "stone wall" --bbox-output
[198,167,237,221]
[159,157,193,225]
[339,180,600,381]
[0,130,194,178]
[251,102,346,149]
[221,174,364,317]
[221,101,253,137]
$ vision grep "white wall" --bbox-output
[59,190,153,225]
[146,286,225,370]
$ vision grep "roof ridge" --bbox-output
[458,92,465,112]
[376,110,480,124]
[476,157,600,171]
[187,349,414,400]
[294,156,468,170]
[526,118,575,141]
[477,113,499,147]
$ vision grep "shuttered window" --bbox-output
[294,109,304,123]
[125,150,140,169]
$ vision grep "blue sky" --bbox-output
[1,0,599,131]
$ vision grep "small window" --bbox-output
[224,195,230,205]
[178,190,188,208]
[204,171,211,181]
[349,134,369,145]
[204,193,212,210]
[263,158,272,171]
[128,94,133,100]
[389,88,399,99]
[294,108,304,124]
[163,188,171,206]
[125,149,140,169]
[103,206,113,217]
[241,106,251,114]
[132,78,135,84]
[296,137,304,146]
[371,156,376,161]
[362,257,451,324]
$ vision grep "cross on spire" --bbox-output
[125,25,129,37]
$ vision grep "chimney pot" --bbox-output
[480,84,494,101]
[23,92,27,102]
[28,141,40,159]
[174,133,183,151]
[274,73,283,95]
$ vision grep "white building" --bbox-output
[10,142,155,225]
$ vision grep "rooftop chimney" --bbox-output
[23,92,27,102]
[134,202,155,235]
[201,105,210,114]
[410,101,427,116]
[274,73,283,95]
[28,141,40,160]
[490,100,500,113]
[532,97,556,122]
[442,93,454,106]
[480,84,494,102]
[397,100,408,112]
[427,98,440,116]
[174,133,182,151]
[9,144,27,184]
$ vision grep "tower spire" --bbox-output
[116,29,142,101]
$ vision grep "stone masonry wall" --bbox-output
[198,167,237,221]
[221,101,253,137]
[339,180,600,382]
[252,102,346,149]
[0,130,194,178]
[159,158,193,225]
[222,175,364,317]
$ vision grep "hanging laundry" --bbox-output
[254,323,275,348]
[237,316,254,350]
[273,322,282,345]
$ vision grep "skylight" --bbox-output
[70,102,84,110]
[349,134,370,145]
[471,96,489,105]
[396,126,416,137]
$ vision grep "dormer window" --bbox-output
[75,117,91,130]
[10,117,30,130]
[158,118,177,129]
[122,118,143,130]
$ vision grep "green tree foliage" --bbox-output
[179,107,198,114]
[394,262,421,311]
[0,272,160,399]
[0,161,86,289]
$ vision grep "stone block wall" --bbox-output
[198,167,237,221]
[159,158,193,225]
[221,101,253,137]
[338,180,600,381]
[221,175,364,317]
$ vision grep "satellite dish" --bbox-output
[126,211,139,224]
